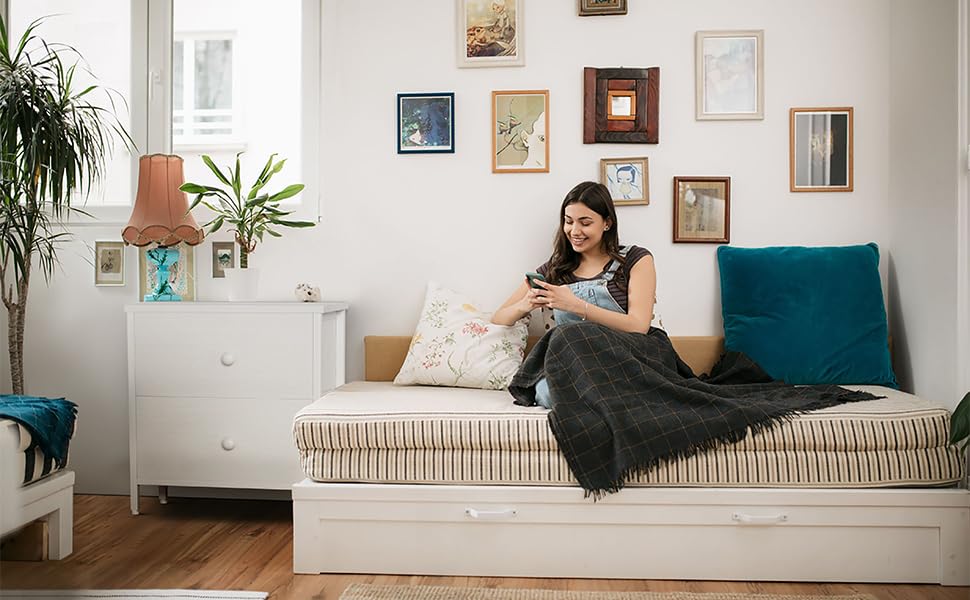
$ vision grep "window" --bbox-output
[173,34,238,147]
[8,0,136,214]
[4,0,319,221]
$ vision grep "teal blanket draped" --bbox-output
[0,395,77,468]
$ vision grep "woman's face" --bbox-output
[563,201,610,254]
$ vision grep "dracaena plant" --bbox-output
[180,153,315,268]
[0,16,131,395]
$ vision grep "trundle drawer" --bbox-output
[136,396,308,489]
[294,484,970,583]
[132,311,314,399]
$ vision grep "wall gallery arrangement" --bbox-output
[391,3,856,245]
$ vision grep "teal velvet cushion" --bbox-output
[716,243,897,387]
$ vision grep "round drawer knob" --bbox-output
[220,353,235,366]
[221,438,236,451]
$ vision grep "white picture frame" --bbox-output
[457,0,524,68]
[94,240,126,286]
[695,30,764,120]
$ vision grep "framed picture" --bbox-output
[600,157,649,205]
[695,30,764,120]
[583,67,660,144]
[492,89,549,173]
[139,243,196,301]
[397,93,455,154]
[94,241,125,286]
[458,0,524,68]
[673,176,731,243]
[789,107,854,192]
[578,0,627,16]
[211,241,235,278]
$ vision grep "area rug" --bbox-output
[0,592,267,599]
[339,584,877,600]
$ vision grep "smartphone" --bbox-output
[525,271,546,289]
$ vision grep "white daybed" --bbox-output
[0,419,74,559]
[292,336,970,585]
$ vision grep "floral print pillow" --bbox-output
[394,282,529,390]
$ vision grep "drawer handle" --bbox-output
[221,438,236,451]
[220,353,235,367]
[465,508,517,520]
[732,512,788,525]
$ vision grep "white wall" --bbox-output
[8,0,964,495]
[887,0,962,410]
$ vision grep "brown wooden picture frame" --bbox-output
[583,67,659,144]
[672,176,731,244]
[789,107,854,192]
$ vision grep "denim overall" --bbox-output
[534,250,628,409]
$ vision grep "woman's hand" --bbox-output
[491,280,542,325]
[532,280,583,315]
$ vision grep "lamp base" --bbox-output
[144,246,183,302]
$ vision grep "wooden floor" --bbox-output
[0,495,965,600]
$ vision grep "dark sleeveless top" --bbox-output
[536,245,652,313]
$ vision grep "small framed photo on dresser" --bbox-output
[211,241,235,278]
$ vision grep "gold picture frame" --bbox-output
[789,106,854,192]
[600,157,649,206]
[673,176,731,244]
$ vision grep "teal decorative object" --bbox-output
[717,243,897,387]
[144,246,182,302]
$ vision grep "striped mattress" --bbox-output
[292,382,964,488]
[1,419,71,486]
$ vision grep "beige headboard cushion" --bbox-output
[364,335,726,382]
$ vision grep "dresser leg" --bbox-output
[130,485,140,516]
[158,486,169,505]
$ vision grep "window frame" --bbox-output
[0,0,321,225]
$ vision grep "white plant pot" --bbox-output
[225,267,260,301]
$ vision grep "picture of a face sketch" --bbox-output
[602,157,649,205]
[492,91,549,172]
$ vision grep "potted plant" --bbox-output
[180,153,315,300]
[0,17,131,394]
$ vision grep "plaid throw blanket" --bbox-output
[508,323,879,496]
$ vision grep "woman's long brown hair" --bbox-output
[545,181,626,285]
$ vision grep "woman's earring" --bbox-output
[604,226,610,231]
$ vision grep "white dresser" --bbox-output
[125,302,347,515]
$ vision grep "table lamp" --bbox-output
[122,154,204,301]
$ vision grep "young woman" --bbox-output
[492,180,657,407]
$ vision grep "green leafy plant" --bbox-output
[0,16,131,395]
[180,153,315,269]
[950,391,970,455]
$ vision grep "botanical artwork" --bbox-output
[673,177,731,243]
[139,243,196,300]
[211,241,235,278]
[790,107,853,192]
[696,30,764,120]
[458,0,524,67]
[94,241,125,286]
[492,90,549,173]
[397,93,455,154]
[601,157,649,205]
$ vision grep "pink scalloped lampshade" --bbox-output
[122,154,204,247]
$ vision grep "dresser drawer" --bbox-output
[135,396,308,489]
[132,312,314,399]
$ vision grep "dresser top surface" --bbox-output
[125,301,348,314]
